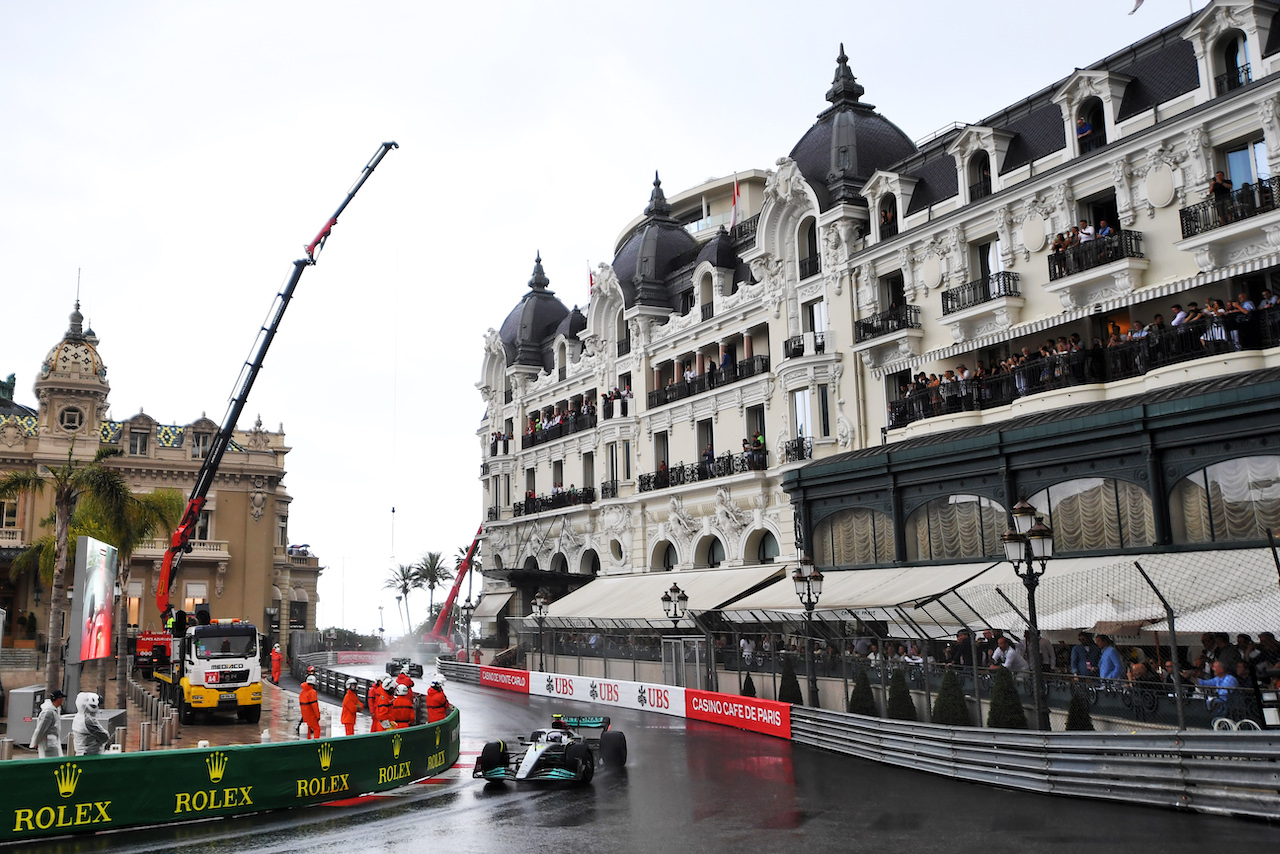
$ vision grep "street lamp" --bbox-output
[660,583,688,629]
[1002,499,1054,732]
[460,598,476,664]
[532,591,549,672]
[792,558,824,707]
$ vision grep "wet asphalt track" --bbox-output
[5,679,1278,854]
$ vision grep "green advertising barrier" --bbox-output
[0,709,460,843]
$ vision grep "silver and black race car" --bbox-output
[473,715,627,784]
[385,657,424,678]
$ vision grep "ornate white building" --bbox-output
[476,0,1280,643]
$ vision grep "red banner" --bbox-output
[478,666,530,693]
[685,689,791,739]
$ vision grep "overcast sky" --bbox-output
[1,1,1198,637]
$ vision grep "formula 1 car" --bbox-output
[385,657,424,678]
[473,715,627,784]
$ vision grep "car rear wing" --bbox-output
[561,715,611,733]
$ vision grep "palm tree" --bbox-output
[0,446,130,694]
[384,563,421,633]
[415,551,454,627]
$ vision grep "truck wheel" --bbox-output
[600,731,627,767]
[565,744,594,783]
[479,740,509,774]
[181,701,194,725]
[242,705,262,724]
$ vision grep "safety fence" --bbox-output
[443,658,1280,820]
[790,706,1280,820]
[0,709,460,843]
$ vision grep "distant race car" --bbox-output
[386,657,424,678]
[474,715,627,784]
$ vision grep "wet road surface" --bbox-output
[5,679,1278,853]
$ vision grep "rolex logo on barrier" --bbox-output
[392,733,402,759]
[318,741,333,771]
[206,751,229,783]
[54,763,81,799]
[435,728,441,748]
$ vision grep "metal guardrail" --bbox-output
[791,706,1280,819]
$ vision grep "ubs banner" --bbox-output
[0,712,460,843]
[527,672,686,718]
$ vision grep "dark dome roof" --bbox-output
[789,45,916,212]
[555,305,587,340]
[695,226,739,270]
[497,253,570,370]
[611,173,699,308]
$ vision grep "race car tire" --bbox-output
[479,740,510,774]
[600,730,627,767]
[410,664,424,678]
[565,743,594,783]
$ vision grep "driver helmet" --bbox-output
[546,730,564,743]
[395,684,408,696]
[306,675,317,686]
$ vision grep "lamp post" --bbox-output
[460,598,476,664]
[532,591,549,672]
[660,583,688,629]
[1002,499,1054,732]
[792,558,824,707]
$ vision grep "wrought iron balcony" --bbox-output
[503,389,513,404]
[782,437,813,463]
[600,479,619,500]
[1215,64,1251,96]
[520,412,598,450]
[968,176,991,201]
[879,217,898,238]
[854,304,922,343]
[512,487,597,517]
[1180,176,1280,239]
[1047,231,1144,281]
[941,271,1021,315]
[784,335,804,358]
[887,306,1280,430]
[558,367,566,382]
[617,338,632,356]
[489,438,511,456]
[486,506,500,521]
[600,396,630,419]
[637,449,769,492]
[731,213,760,244]
[701,303,715,322]
[799,255,821,280]
[647,356,770,409]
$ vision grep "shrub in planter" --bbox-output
[778,653,804,705]
[847,666,878,716]
[886,668,917,721]
[1065,689,1094,731]
[931,668,971,726]
[986,667,1028,729]
[741,672,757,698]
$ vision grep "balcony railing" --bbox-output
[1215,64,1251,96]
[647,356,771,409]
[941,271,1021,315]
[520,412,598,449]
[512,487,597,517]
[731,213,760,244]
[1047,231,1144,281]
[558,367,566,382]
[880,217,898,238]
[503,389,513,404]
[784,335,804,358]
[968,176,991,201]
[782,437,813,463]
[887,307,1280,430]
[600,479,619,500]
[854,304,922,343]
[617,338,632,356]
[0,528,24,549]
[489,438,511,456]
[799,255,821,280]
[637,450,770,492]
[601,396,631,419]
[1180,176,1280,239]
[486,506,500,522]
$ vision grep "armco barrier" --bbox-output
[441,660,1280,819]
[0,710,460,843]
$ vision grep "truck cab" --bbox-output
[157,619,263,723]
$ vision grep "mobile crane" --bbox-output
[153,142,397,721]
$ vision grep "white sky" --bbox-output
[1,1,1197,637]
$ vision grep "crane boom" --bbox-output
[156,141,398,612]
[428,526,483,650]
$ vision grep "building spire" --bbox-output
[643,171,671,218]
[66,300,85,341]
[528,251,550,290]
[826,43,868,109]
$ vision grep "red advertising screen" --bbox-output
[685,689,791,739]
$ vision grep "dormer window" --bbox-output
[1215,31,1251,94]
[1077,98,1107,154]
[191,432,211,459]
[59,407,83,431]
[129,431,149,456]
[968,151,992,201]
[879,196,898,238]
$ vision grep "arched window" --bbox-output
[652,541,677,571]
[522,556,540,572]
[905,495,1006,562]
[1171,456,1280,544]
[1077,97,1106,154]
[616,309,631,356]
[756,531,780,564]
[878,194,897,239]
[579,549,600,576]
[1216,31,1251,95]
[798,218,820,279]
[813,507,894,567]
[1027,477,1153,552]
[695,536,725,568]
[968,152,991,201]
[550,553,569,574]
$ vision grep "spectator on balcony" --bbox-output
[683,362,696,384]
[1128,320,1148,340]
[1262,289,1278,307]
[701,445,715,478]
[1097,220,1114,238]
[1070,632,1099,677]
[1170,304,1188,326]
[1210,171,1234,224]
[1077,219,1095,243]
[1076,116,1092,142]
[1096,634,1125,682]
[990,636,1029,673]
[1146,314,1167,336]
[1051,232,1067,255]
